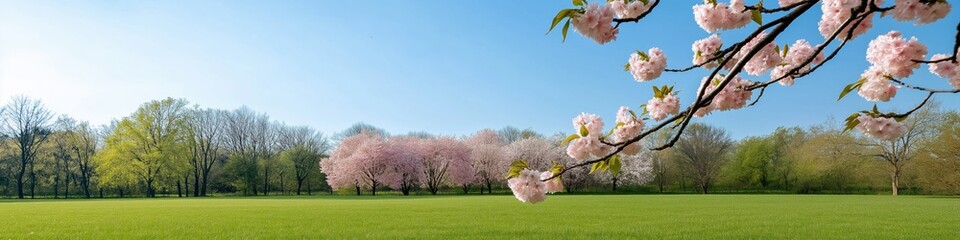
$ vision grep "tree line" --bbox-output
[0,96,330,198]
[1,95,957,198]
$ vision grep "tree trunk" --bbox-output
[296,178,304,195]
[99,188,104,198]
[177,180,183,197]
[891,167,901,196]
[29,162,36,199]
[371,182,377,196]
[486,181,492,194]
[612,177,618,192]
[263,169,269,196]
[279,172,285,195]
[355,184,361,196]
[462,184,469,194]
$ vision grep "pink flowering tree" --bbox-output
[506,0,959,203]
[419,137,475,194]
[384,136,426,196]
[466,129,511,194]
[320,131,393,195]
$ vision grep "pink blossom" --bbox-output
[565,136,611,161]
[692,34,724,68]
[573,113,604,136]
[692,0,752,32]
[772,39,825,86]
[892,0,951,25]
[866,31,928,79]
[818,0,881,40]
[857,66,898,102]
[697,74,753,114]
[856,115,907,141]
[507,169,547,204]
[540,171,564,193]
[928,53,960,89]
[613,106,645,147]
[629,48,668,82]
[646,93,680,121]
[572,2,619,45]
[734,32,782,76]
[610,0,652,19]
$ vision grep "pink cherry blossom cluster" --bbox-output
[614,106,645,155]
[732,32,782,76]
[692,34,724,68]
[771,39,825,86]
[695,75,753,117]
[572,2,619,45]
[891,0,951,25]
[928,53,960,89]
[646,93,680,121]
[692,0,752,32]
[856,115,907,141]
[818,0,880,40]
[629,48,668,82]
[858,66,899,102]
[610,0,653,19]
[507,169,547,203]
[507,169,564,204]
[566,113,613,160]
[865,31,928,79]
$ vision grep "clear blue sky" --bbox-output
[0,1,956,139]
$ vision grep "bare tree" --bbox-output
[221,106,273,195]
[673,123,733,194]
[2,96,53,199]
[188,107,225,196]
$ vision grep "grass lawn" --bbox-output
[0,195,957,239]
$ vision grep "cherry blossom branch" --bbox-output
[888,78,960,93]
[744,0,816,13]
[748,86,766,107]
[665,44,741,72]
[912,20,960,64]
[613,0,661,28]
[652,2,817,151]
[748,3,886,90]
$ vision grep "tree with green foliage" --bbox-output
[95,98,193,197]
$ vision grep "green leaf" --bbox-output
[561,133,581,146]
[624,62,631,71]
[572,0,584,6]
[842,114,861,133]
[579,125,590,137]
[639,0,649,4]
[548,9,575,34]
[628,109,638,119]
[751,9,762,25]
[652,86,662,98]
[783,44,790,57]
[506,159,529,179]
[707,0,718,6]
[637,50,650,61]
[550,162,564,180]
[872,104,879,114]
[609,155,623,176]
[561,19,571,42]
[837,78,865,101]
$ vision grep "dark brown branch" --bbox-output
[748,86,766,107]
[744,0,815,13]
[613,0,660,28]
[665,43,740,73]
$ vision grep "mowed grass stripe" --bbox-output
[0,195,957,239]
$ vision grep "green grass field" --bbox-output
[0,195,957,239]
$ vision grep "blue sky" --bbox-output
[0,1,957,139]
